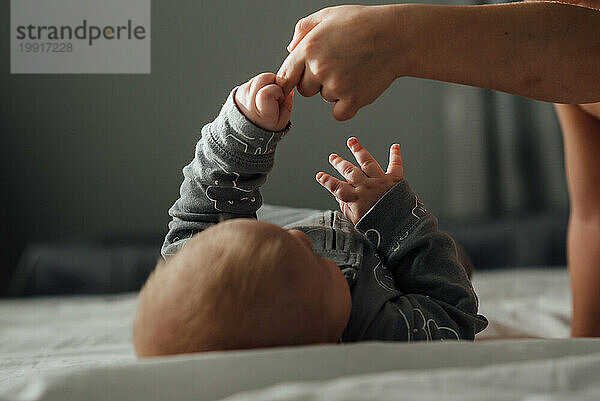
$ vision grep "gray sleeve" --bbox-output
[355,181,488,341]
[161,87,290,259]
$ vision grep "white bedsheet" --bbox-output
[474,268,571,340]
[220,346,600,401]
[0,268,590,401]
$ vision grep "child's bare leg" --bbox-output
[556,103,600,337]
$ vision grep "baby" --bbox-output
[133,73,487,357]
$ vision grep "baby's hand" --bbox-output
[316,137,403,225]
[234,72,294,132]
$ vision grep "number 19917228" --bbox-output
[19,42,73,52]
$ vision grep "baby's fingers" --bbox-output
[250,73,278,99]
[256,84,284,119]
[347,137,384,177]
[316,172,357,202]
[329,153,366,185]
[386,144,404,179]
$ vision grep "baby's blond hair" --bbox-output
[133,220,331,356]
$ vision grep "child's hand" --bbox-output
[316,137,403,225]
[235,73,294,132]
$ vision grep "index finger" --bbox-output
[276,49,305,97]
[347,137,384,177]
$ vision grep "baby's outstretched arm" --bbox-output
[319,139,487,340]
[316,137,403,224]
[162,73,293,258]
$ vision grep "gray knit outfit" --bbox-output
[162,88,488,342]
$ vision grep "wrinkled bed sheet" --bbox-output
[0,268,588,401]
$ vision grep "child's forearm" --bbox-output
[161,89,289,258]
[395,2,600,103]
[353,180,488,340]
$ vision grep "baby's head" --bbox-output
[133,219,351,357]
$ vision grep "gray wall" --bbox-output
[1,1,449,240]
[0,0,567,279]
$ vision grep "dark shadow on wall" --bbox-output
[6,209,567,297]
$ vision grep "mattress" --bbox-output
[3,268,598,400]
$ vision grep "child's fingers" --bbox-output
[347,137,385,177]
[256,84,284,118]
[316,172,357,202]
[386,144,404,179]
[329,153,366,185]
[236,78,253,106]
[250,73,278,102]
